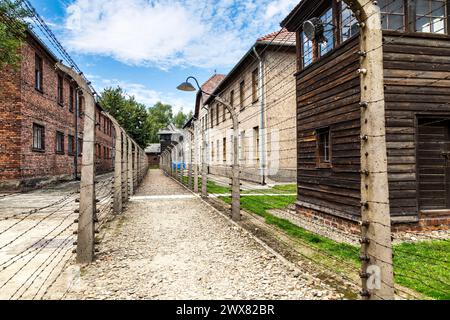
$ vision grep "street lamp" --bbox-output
[177,76,241,221]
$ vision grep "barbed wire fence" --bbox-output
[161,1,450,300]
[0,0,150,299]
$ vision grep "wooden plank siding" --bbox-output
[296,32,450,222]
[384,33,450,218]
[296,36,362,220]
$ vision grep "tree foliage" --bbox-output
[0,0,30,69]
[99,87,151,148]
[99,87,193,146]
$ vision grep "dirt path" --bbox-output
[64,170,339,300]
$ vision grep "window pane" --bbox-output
[341,3,359,42]
[301,32,313,67]
[319,8,334,57]
[417,16,431,32]
[416,0,447,33]
[390,15,404,30]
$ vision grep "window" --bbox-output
[69,86,74,113]
[35,54,43,92]
[252,68,259,103]
[211,107,214,128]
[379,0,405,31]
[216,104,219,125]
[57,75,64,106]
[68,135,75,155]
[240,131,246,162]
[341,2,359,42]
[230,90,234,108]
[239,80,245,110]
[223,137,227,162]
[211,141,214,162]
[78,94,83,118]
[223,103,226,122]
[56,131,64,154]
[78,138,83,156]
[319,8,334,56]
[217,140,220,162]
[316,128,331,167]
[253,126,260,163]
[416,0,447,34]
[301,31,314,67]
[32,123,45,151]
[104,146,107,159]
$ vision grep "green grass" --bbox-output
[220,193,450,300]
[393,240,450,300]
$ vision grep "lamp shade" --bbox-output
[177,82,197,92]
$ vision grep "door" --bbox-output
[417,118,450,210]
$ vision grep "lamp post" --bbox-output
[177,77,241,221]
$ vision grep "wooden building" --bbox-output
[281,0,450,231]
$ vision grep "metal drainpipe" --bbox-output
[253,46,266,185]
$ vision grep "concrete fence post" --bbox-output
[112,122,122,214]
[133,142,138,189]
[344,0,395,300]
[57,63,96,264]
[188,130,193,190]
[128,137,133,197]
[194,122,199,193]
[201,130,208,198]
[122,133,128,203]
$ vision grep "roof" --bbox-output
[145,144,161,154]
[202,74,226,95]
[157,123,181,135]
[194,74,226,118]
[204,29,296,106]
[256,28,296,46]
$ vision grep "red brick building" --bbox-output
[0,31,114,190]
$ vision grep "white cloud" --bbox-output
[63,0,298,69]
[264,0,299,21]
[98,78,192,114]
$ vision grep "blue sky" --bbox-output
[29,0,298,113]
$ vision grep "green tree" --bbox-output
[99,86,151,148]
[0,0,30,69]
[173,108,189,129]
[147,102,173,143]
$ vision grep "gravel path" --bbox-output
[65,170,338,300]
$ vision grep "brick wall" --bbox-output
[0,64,22,189]
[0,35,114,190]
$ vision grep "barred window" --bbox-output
[68,135,75,155]
[379,0,405,31]
[69,86,74,113]
[319,7,334,57]
[57,75,64,105]
[301,31,314,67]
[416,0,447,34]
[32,123,45,151]
[341,2,359,42]
[56,131,64,154]
[316,127,331,167]
[35,54,43,92]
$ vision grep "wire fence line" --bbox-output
[0,1,150,299]
[161,1,450,301]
